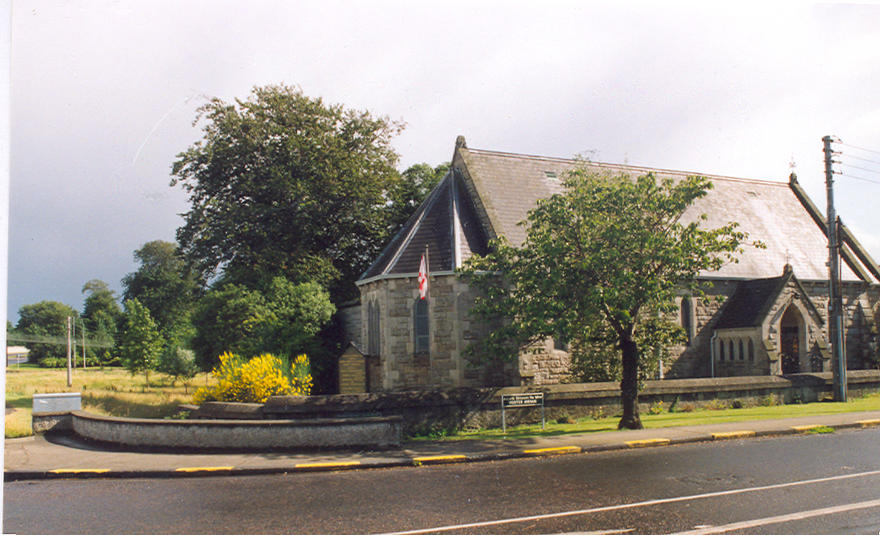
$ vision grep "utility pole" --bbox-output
[81,320,87,370]
[824,135,846,401]
[66,316,73,387]
[71,318,76,370]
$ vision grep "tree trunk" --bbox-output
[618,337,643,430]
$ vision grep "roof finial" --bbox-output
[455,135,467,149]
[788,157,798,184]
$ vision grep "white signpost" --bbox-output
[501,392,545,433]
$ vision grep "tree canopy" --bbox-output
[15,301,79,366]
[190,277,334,370]
[462,167,752,429]
[122,240,199,342]
[171,84,406,300]
[119,299,164,383]
[81,279,122,343]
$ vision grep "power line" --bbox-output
[839,173,880,186]
[836,141,880,157]
[840,152,880,166]
[6,332,114,348]
[838,162,880,176]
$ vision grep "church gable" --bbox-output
[712,266,829,376]
[714,266,824,331]
[359,169,489,282]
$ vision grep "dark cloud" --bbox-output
[9,1,880,319]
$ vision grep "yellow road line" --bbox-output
[856,419,880,428]
[625,438,670,448]
[175,466,234,473]
[412,455,467,464]
[49,468,111,474]
[522,446,581,455]
[712,430,756,440]
[294,461,361,469]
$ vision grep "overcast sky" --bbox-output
[8,1,880,321]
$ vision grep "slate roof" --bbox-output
[360,137,880,285]
[714,266,825,329]
[360,170,489,281]
[713,272,790,329]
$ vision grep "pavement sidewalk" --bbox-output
[7,410,880,480]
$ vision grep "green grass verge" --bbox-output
[409,393,880,441]
[5,365,215,438]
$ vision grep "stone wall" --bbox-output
[359,274,516,391]
[33,410,403,450]
[263,371,880,434]
[519,340,573,386]
[668,279,880,379]
[354,269,880,391]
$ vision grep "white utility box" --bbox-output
[33,392,82,413]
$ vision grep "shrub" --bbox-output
[193,352,312,404]
[731,399,744,409]
[759,394,777,407]
[159,347,199,392]
[39,357,67,368]
[556,413,577,425]
[647,400,665,415]
[677,402,696,413]
[705,399,728,411]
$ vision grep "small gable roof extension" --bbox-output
[714,265,824,329]
[359,137,880,285]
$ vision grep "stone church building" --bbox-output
[347,137,880,392]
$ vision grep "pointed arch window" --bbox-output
[739,339,745,360]
[680,297,693,346]
[748,338,755,361]
[413,298,430,354]
[719,339,725,362]
[367,301,380,356]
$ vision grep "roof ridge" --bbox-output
[464,146,788,188]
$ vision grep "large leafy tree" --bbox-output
[190,277,334,371]
[191,283,272,369]
[171,84,404,300]
[386,162,450,231]
[81,279,122,351]
[15,301,79,366]
[122,240,199,345]
[119,299,164,384]
[462,168,751,430]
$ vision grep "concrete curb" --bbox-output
[9,419,877,481]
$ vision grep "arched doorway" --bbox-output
[780,305,803,374]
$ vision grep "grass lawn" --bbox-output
[5,364,215,438]
[414,392,880,441]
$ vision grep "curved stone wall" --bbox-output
[35,411,402,450]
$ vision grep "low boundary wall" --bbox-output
[31,372,880,446]
[32,411,402,450]
[260,371,880,434]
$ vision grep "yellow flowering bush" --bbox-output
[193,352,313,404]
[289,354,314,396]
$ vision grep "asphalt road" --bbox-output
[6,428,880,534]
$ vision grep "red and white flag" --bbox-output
[418,253,428,300]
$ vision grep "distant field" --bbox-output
[5,364,215,438]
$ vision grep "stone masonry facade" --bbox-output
[359,275,516,391]
[350,274,880,392]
